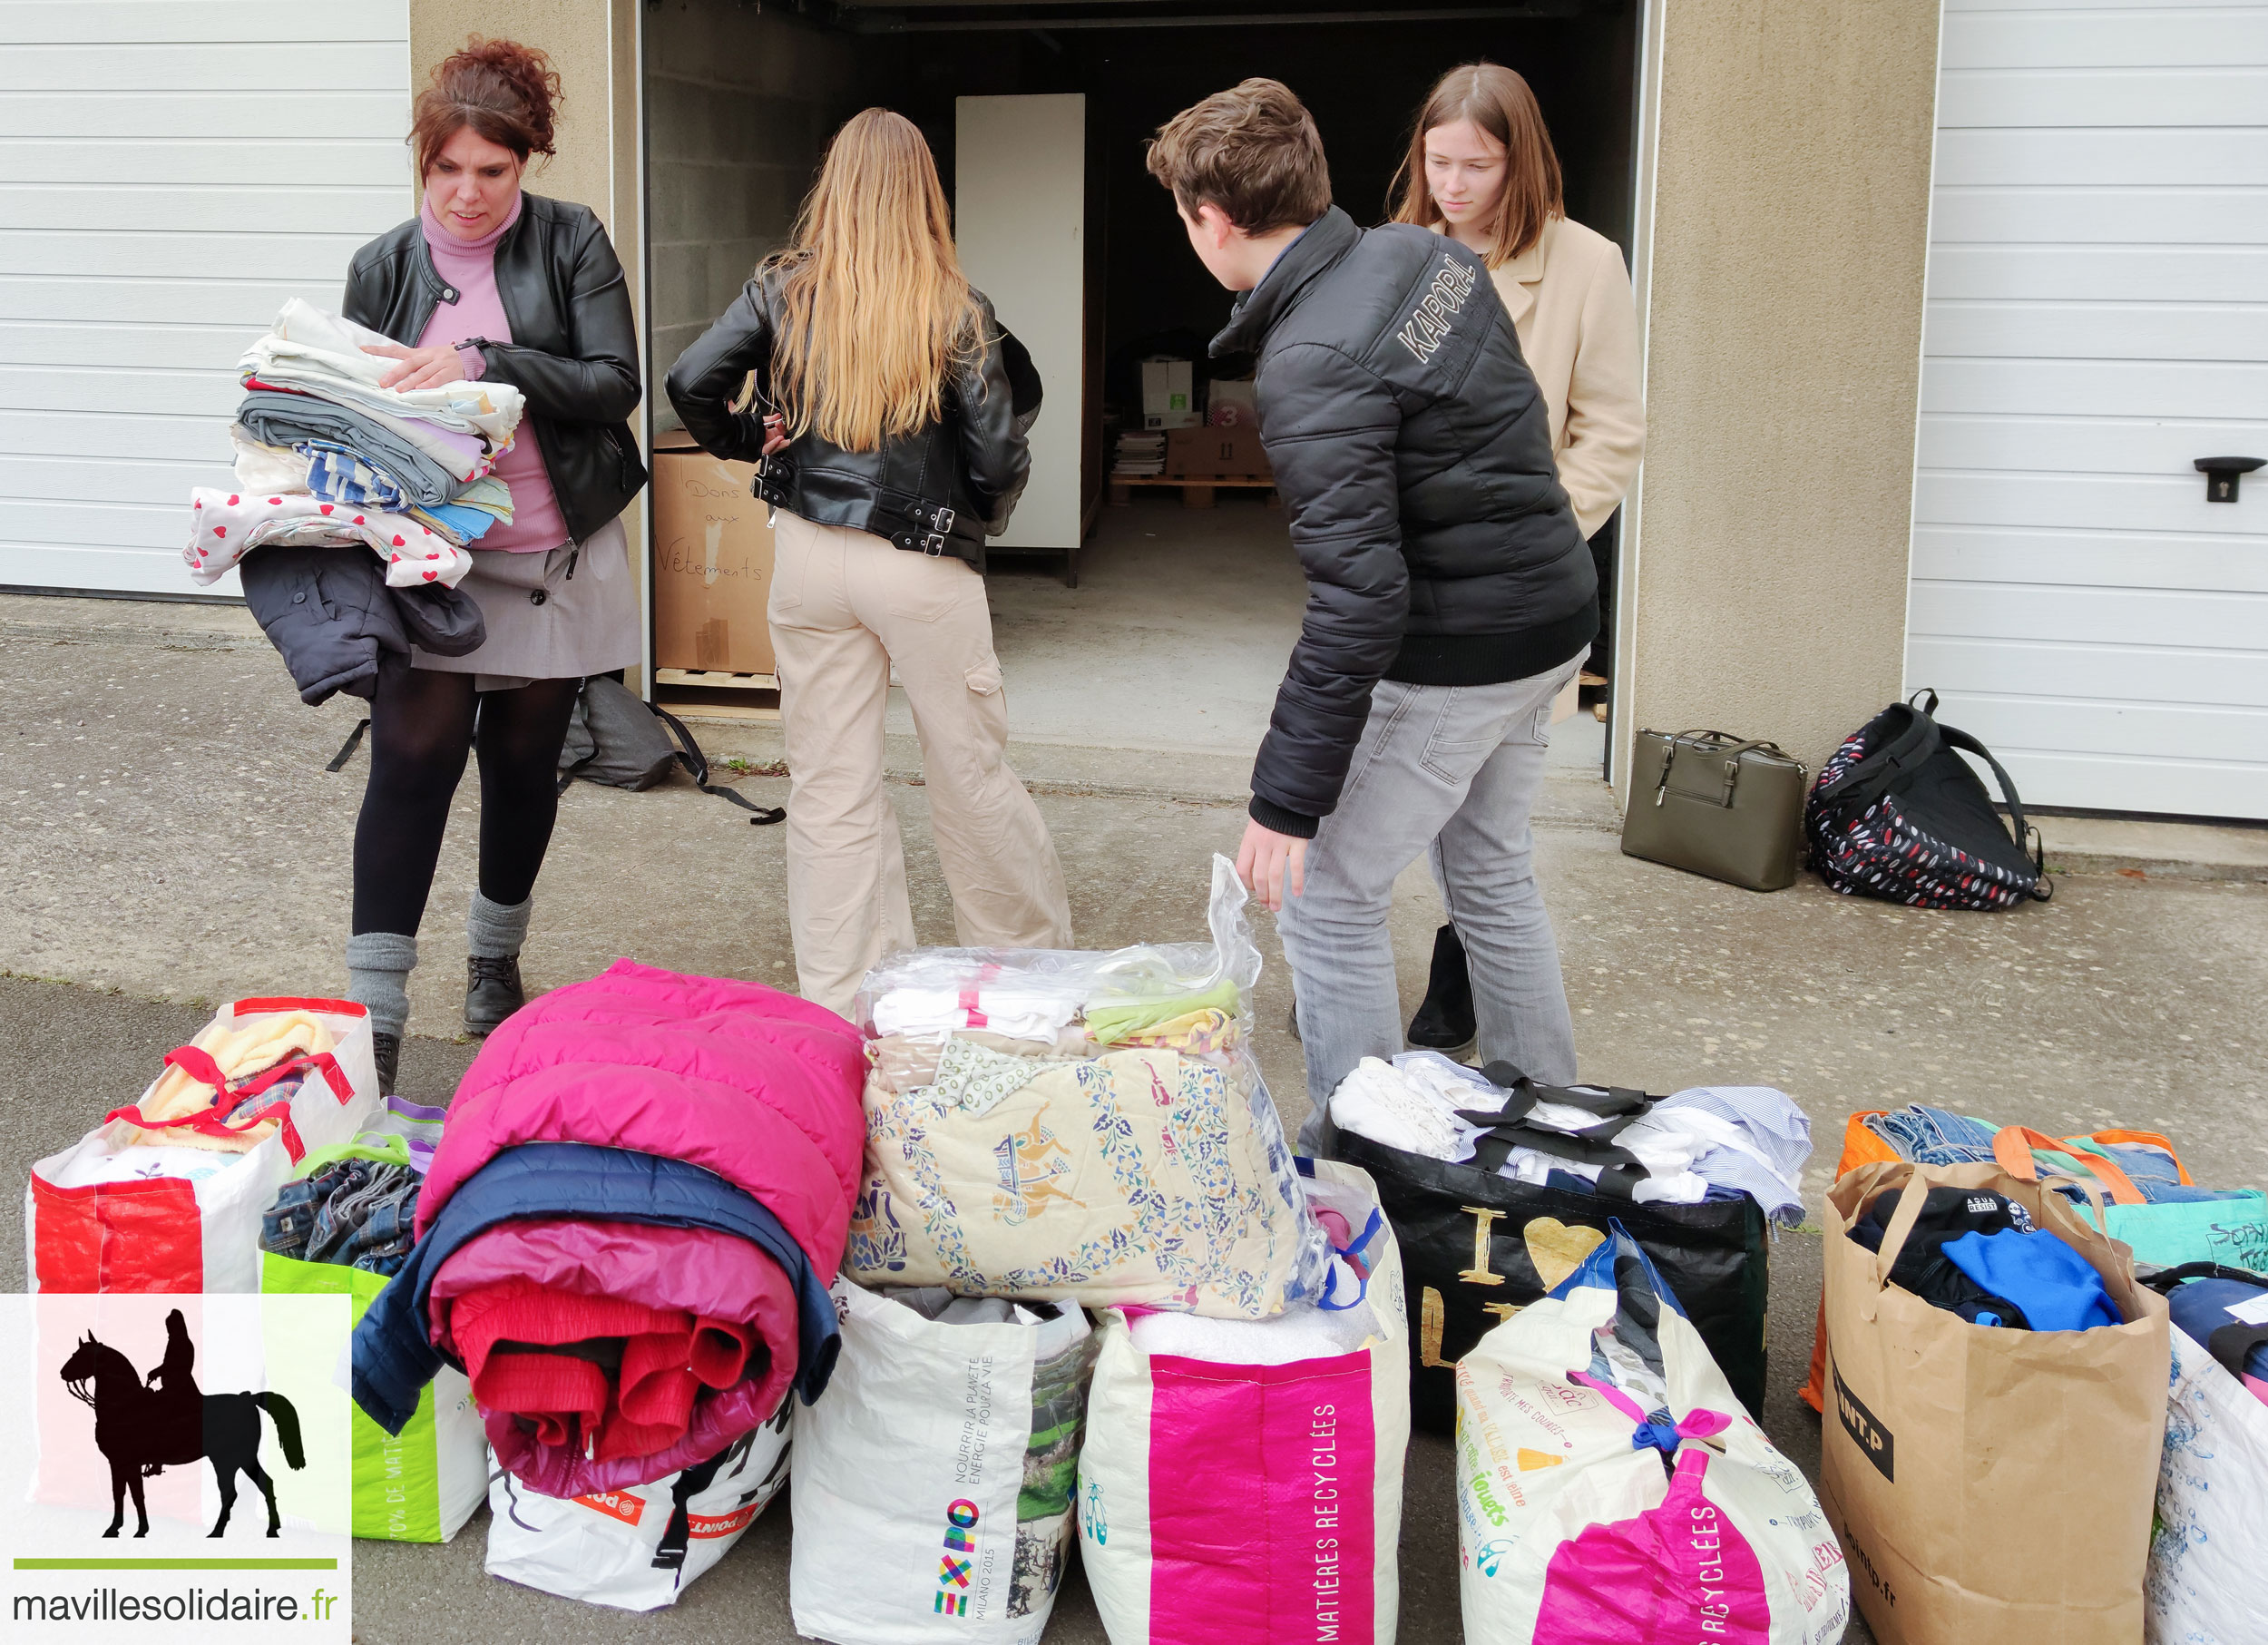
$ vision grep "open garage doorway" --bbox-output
[641,0,1642,770]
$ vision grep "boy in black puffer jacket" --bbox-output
[1149,80,1597,1150]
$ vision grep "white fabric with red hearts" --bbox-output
[183,487,474,589]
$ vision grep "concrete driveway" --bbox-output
[5,594,2263,1641]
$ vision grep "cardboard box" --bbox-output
[1207,378,1260,427]
[650,442,777,676]
[1140,358,1200,429]
[1165,425,1272,481]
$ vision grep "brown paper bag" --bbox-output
[1819,1160,2169,1645]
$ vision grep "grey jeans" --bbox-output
[1282,658,1583,1153]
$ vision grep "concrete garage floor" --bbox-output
[5,592,2265,1643]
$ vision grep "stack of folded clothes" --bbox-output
[349,959,867,1495]
[184,299,523,590]
[1330,1050,1813,1224]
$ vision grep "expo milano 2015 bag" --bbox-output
[1820,1160,2170,1645]
[789,1281,1100,1645]
[1455,1227,1848,1645]
[28,996,380,1292]
[1076,1160,1410,1645]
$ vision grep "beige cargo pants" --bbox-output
[767,510,1071,1018]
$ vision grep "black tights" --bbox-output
[350,663,582,937]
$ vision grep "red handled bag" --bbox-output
[27,997,380,1293]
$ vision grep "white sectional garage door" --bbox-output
[1909,0,2268,819]
[0,1,411,596]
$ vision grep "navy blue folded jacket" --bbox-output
[351,1142,841,1436]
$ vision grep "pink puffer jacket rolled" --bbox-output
[416,959,867,1273]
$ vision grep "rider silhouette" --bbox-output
[141,1308,203,1475]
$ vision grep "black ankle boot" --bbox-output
[371,1032,401,1097]
[464,955,525,1037]
[1406,923,1476,1052]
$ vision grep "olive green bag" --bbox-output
[1621,729,1808,892]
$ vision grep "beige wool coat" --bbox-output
[1480,214,1647,541]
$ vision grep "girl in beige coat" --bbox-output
[1391,62,1646,1052]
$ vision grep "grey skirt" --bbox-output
[412,515,639,691]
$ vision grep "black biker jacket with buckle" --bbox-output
[663,263,1041,569]
[343,193,649,546]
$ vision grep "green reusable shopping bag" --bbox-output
[260,1250,484,1542]
[2102,1190,2268,1272]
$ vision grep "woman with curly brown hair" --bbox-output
[339,39,647,1091]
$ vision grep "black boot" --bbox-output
[1407,923,1476,1052]
[464,955,525,1037]
[371,1032,401,1098]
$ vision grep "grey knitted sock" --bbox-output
[345,930,417,1041]
[467,889,533,960]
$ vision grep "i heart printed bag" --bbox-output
[26,997,380,1292]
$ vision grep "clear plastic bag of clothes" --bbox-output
[851,856,1327,1318]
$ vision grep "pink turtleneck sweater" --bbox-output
[416,193,570,553]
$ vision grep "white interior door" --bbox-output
[0,0,413,597]
[1907,0,2268,818]
[954,93,1084,554]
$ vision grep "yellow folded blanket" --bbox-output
[120,1009,337,1152]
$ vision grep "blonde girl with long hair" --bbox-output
[668,109,1070,1015]
[1387,63,1645,1055]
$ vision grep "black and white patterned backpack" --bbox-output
[1804,690,2050,909]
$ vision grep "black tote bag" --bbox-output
[1334,1131,1772,1433]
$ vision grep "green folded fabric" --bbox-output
[1086,980,1241,1044]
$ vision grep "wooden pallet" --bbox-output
[654,667,780,723]
[1108,475,1280,509]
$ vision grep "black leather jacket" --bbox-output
[343,193,647,544]
[664,265,1039,569]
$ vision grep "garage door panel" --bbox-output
[0,277,335,328]
[1930,186,2268,246]
[0,367,231,419]
[0,92,407,142]
[1926,245,2268,303]
[1931,693,2268,766]
[0,186,411,237]
[0,323,253,372]
[1934,128,2268,188]
[5,499,189,554]
[1911,525,2268,594]
[1921,358,2266,420]
[0,44,404,93]
[1938,67,2268,127]
[0,2,406,44]
[1942,11,2268,68]
[1922,300,2268,364]
[1916,414,2268,475]
[0,410,226,465]
[1908,637,2268,710]
[0,543,221,597]
[1985,748,2268,819]
[0,139,407,189]
[0,455,221,509]
[1915,472,2259,535]
[1909,581,2264,651]
[0,7,409,594]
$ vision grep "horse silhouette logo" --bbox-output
[58,1307,306,1538]
[991,1112,1080,1228]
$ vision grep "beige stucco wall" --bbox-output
[1618,0,1940,785]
